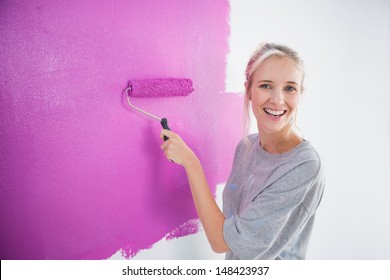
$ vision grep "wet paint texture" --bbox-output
[0,0,242,259]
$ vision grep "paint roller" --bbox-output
[125,78,194,140]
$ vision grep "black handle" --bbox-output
[160,118,170,141]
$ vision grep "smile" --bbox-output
[263,108,287,117]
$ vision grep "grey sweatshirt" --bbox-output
[223,134,325,259]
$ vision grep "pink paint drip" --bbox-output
[0,0,242,259]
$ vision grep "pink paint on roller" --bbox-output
[0,0,242,259]
[128,78,194,98]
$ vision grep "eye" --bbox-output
[285,86,297,92]
[259,84,272,89]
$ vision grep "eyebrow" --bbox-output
[257,80,299,85]
[257,80,272,84]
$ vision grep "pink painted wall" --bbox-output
[0,0,242,259]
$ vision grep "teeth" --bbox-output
[264,108,285,116]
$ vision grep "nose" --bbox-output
[270,88,284,105]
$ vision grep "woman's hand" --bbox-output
[160,129,197,168]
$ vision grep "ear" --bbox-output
[245,81,252,101]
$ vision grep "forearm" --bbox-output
[183,156,230,254]
[159,129,229,253]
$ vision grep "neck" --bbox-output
[258,130,302,154]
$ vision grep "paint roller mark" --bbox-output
[0,0,242,260]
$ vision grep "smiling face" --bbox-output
[249,55,303,138]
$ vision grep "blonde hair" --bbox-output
[243,42,305,137]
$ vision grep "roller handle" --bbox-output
[160,118,170,141]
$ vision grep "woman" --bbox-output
[160,43,325,260]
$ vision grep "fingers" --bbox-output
[160,139,170,151]
[159,129,186,165]
[160,129,175,162]
[160,129,175,141]
[160,129,174,151]
[161,141,178,164]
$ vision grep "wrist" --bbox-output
[183,151,200,170]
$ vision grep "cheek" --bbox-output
[250,89,267,105]
[287,94,300,110]
[249,86,257,101]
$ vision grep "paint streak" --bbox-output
[165,219,200,240]
[0,0,242,259]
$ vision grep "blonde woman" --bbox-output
[161,43,325,260]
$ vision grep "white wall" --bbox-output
[113,0,390,260]
[227,0,390,259]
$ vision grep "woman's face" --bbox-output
[249,56,302,137]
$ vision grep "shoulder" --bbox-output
[237,133,258,147]
[267,141,324,192]
[295,141,322,176]
[282,141,325,211]
[234,133,259,157]
[283,142,325,195]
